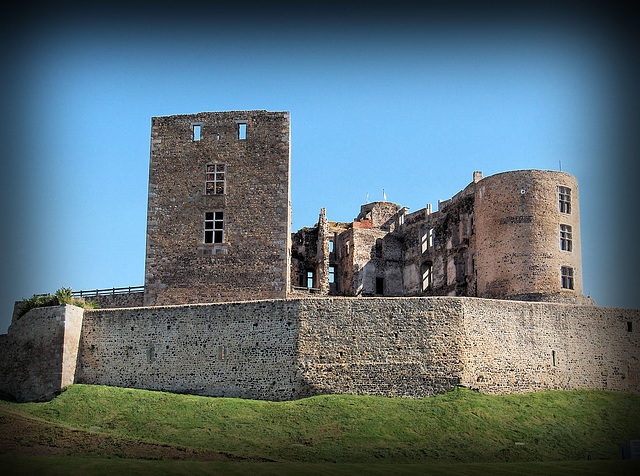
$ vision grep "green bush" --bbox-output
[55,287,73,305]
[17,288,99,318]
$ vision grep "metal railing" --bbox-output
[72,286,145,297]
[71,286,144,297]
[32,286,144,299]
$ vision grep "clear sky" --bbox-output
[1,2,638,333]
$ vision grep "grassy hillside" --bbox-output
[2,385,639,465]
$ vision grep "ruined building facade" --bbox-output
[144,111,589,306]
[293,170,591,306]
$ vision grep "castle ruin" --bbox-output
[0,110,637,403]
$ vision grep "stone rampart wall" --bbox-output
[460,298,640,394]
[0,305,83,402]
[76,291,145,309]
[296,298,467,397]
[2,297,638,402]
[77,300,303,400]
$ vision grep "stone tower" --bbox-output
[144,111,291,306]
[474,170,584,303]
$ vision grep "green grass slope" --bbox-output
[2,456,640,476]
[3,384,639,464]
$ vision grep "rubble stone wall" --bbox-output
[144,111,291,306]
[474,170,583,301]
[460,299,640,394]
[77,300,303,401]
[0,305,84,402]
[2,297,637,402]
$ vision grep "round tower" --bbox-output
[474,170,586,303]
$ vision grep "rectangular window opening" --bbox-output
[560,224,573,252]
[421,263,432,292]
[329,239,334,253]
[376,277,384,295]
[628,321,633,332]
[561,266,574,290]
[375,239,383,258]
[307,271,314,288]
[238,123,247,140]
[552,350,556,366]
[193,124,201,141]
[205,163,226,195]
[204,211,224,244]
[329,266,335,284]
[559,186,571,214]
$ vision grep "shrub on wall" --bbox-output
[18,287,99,318]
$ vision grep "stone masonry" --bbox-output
[1,111,636,403]
[294,169,591,305]
[144,111,291,306]
[1,297,637,402]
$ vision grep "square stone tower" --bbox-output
[144,111,291,306]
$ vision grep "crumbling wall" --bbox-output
[291,226,319,289]
[334,228,355,295]
[356,202,401,229]
[400,184,476,298]
[292,169,588,305]
[350,228,389,295]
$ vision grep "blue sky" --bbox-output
[1,2,638,333]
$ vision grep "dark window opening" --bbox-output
[561,266,574,290]
[205,163,225,195]
[455,258,465,283]
[559,186,571,214]
[560,224,572,252]
[375,239,383,258]
[628,321,633,332]
[204,211,224,243]
[552,350,556,366]
[376,277,384,295]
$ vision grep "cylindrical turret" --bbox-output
[474,170,585,303]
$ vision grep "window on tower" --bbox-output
[560,224,572,252]
[559,186,571,214]
[204,211,224,244]
[561,266,574,290]
[205,163,226,195]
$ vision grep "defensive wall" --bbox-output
[1,297,637,402]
